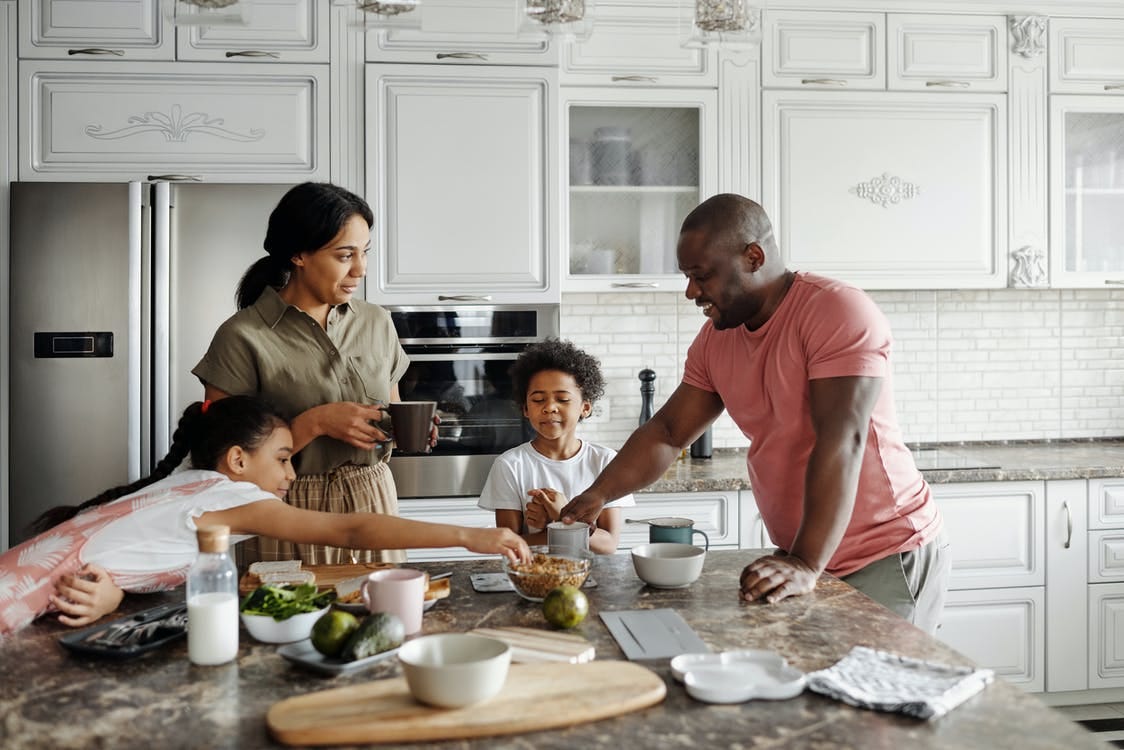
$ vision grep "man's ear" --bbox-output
[742,241,766,273]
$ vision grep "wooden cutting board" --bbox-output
[468,626,595,663]
[267,661,665,746]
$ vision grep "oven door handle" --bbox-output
[406,352,521,361]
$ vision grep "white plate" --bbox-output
[671,649,784,683]
[277,638,401,676]
[334,599,438,615]
[679,651,806,704]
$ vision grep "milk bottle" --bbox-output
[187,525,239,665]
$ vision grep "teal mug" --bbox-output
[648,517,709,551]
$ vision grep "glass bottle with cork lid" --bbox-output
[187,524,239,666]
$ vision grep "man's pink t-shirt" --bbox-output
[683,272,941,577]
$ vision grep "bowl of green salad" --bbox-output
[239,583,336,644]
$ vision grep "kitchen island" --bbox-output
[0,551,1101,749]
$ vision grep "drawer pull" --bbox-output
[1105,83,1124,91]
[925,80,970,88]
[800,78,847,86]
[436,52,488,61]
[225,50,281,59]
[610,282,660,288]
[1105,279,1124,285]
[68,48,125,56]
[611,75,658,83]
[437,294,493,301]
[147,175,204,182]
[1064,501,1073,550]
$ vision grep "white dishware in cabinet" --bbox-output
[762,89,1006,289]
[19,0,174,60]
[365,64,559,304]
[563,86,717,292]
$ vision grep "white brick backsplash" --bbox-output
[559,288,1124,448]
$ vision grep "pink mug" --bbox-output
[361,568,427,635]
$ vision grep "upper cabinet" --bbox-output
[763,10,1007,92]
[365,64,559,304]
[19,0,328,63]
[365,0,557,66]
[1048,18,1124,288]
[560,0,717,88]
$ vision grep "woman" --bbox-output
[1,397,528,637]
[193,182,418,565]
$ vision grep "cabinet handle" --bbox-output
[610,282,660,288]
[1063,501,1073,550]
[1105,83,1124,91]
[225,50,280,59]
[436,52,488,61]
[800,78,847,86]
[68,48,125,56]
[925,80,970,88]
[611,75,658,83]
[1105,279,1124,285]
[147,174,204,182]
[437,294,493,302]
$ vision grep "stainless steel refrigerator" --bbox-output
[8,181,292,546]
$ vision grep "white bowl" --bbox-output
[682,652,806,704]
[398,634,512,708]
[240,606,329,644]
[630,543,706,588]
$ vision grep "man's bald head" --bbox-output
[680,194,777,260]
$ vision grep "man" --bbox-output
[560,194,949,633]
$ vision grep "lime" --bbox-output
[311,609,360,657]
[542,585,589,629]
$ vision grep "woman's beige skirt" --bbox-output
[237,462,407,567]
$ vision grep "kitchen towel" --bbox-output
[805,646,994,720]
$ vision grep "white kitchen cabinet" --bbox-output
[618,491,738,550]
[560,0,718,88]
[365,0,556,66]
[762,10,885,90]
[19,0,327,63]
[941,587,1044,692]
[397,497,494,562]
[19,60,328,182]
[1087,480,1124,689]
[738,490,775,550]
[762,90,1006,289]
[1045,480,1088,693]
[365,63,559,304]
[1090,582,1124,688]
[563,86,718,292]
[1048,96,1124,287]
[1049,18,1124,95]
[887,14,1007,93]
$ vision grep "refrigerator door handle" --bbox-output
[128,182,143,482]
[152,182,172,463]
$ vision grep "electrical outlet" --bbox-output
[587,402,610,423]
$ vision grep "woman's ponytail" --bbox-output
[236,255,288,311]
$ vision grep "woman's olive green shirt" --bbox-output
[192,287,410,475]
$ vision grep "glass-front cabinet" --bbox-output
[562,87,717,292]
[1050,97,1124,287]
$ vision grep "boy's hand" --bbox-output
[51,563,124,627]
[528,488,568,523]
[524,498,549,532]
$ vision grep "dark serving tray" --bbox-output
[59,602,187,659]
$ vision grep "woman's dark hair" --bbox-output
[26,396,287,535]
[236,182,374,310]
[510,338,606,407]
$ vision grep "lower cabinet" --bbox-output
[941,587,1044,692]
[618,491,739,550]
[398,496,495,562]
[1087,478,1124,689]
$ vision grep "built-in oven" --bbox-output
[387,304,560,498]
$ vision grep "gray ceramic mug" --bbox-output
[648,517,709,550]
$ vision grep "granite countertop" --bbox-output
[644,439,1124,493]
[0,552,1101,749]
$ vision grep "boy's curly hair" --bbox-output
[511,338,606,406]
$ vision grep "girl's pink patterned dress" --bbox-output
[0,477,226,637]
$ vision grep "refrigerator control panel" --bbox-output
[34,331,113,358]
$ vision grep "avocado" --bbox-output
[340,612,406,661]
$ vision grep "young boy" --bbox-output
[478,339,634,554]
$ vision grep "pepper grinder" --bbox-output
[638,369,656,426]
[690,426,713,460]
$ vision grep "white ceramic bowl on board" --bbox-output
[398,634,512,708]
[240,606,330,644]
[630,543,706,588]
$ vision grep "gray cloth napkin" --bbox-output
[806,646,994,720]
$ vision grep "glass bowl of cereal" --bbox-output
[502,546,593,602]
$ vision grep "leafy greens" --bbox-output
[239,583,336,621]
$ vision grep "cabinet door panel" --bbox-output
[933,481,1044,589]
[762,90,1006,289]
[1089,582,1124,688]
[940,587,1044,692]
[366,65,558,304]
[1050,18,1124,95]
[619,492,738,549]
[887,14,1007,92]
[1088,479,1124,529]
[19,61,328,181]
[398,497,493,561]
[176,0,327,63]
[762,10,884,90]
[19,0,174,60]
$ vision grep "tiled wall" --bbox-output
[562,289,1124,449]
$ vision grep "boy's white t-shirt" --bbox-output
[477,441,635,529]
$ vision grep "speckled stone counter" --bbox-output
[0,552,1101,749]
[644,440,1124,493]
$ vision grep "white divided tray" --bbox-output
[671,650,806,704]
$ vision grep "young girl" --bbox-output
[477,339,634,555]
[0,396,530,637]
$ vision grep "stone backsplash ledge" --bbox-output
[561,288,1124,449]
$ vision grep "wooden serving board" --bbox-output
[239,563,395,595]
[468,626,595,664]
[267,661,665,746]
